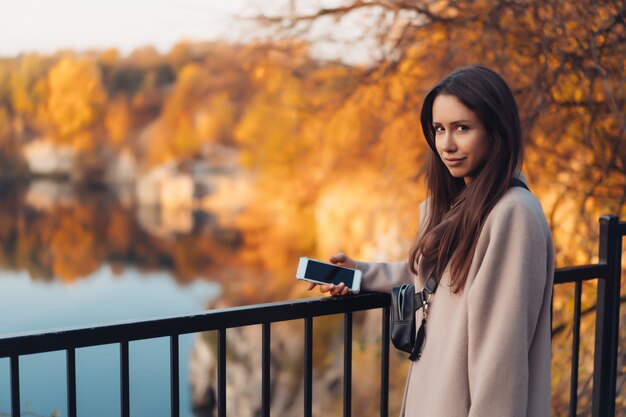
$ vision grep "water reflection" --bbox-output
[0,179,236,417]
[0,179,242,285]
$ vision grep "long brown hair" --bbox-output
[409,66,523,292]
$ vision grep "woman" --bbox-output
[308,65,554,416]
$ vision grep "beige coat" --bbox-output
[357,185,554,417]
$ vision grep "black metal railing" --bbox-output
[0,215,623,417]
[551,215,624,417]
[0,291,391,417]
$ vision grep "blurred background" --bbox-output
[0,0,624,416]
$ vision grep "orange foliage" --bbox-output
[104,94,131,147]
[42,55,106,143]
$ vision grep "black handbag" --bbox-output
[390,274,437,361]
[390,178,530,361]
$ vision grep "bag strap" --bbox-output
[413,274,437,310]
[509,177,530,191]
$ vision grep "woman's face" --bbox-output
[432,94,490,184]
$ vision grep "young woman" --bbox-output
[308,65,554,416]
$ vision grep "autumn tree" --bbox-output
[9,53,52,124]
[254,1,625,414]
[143,43,252,166]
[0,56,47,176]
[41,55,107,149]
[258,0,625,262]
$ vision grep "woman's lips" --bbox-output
[443,157,466,167]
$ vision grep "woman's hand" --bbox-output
[306,253,357,297]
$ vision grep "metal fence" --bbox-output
[552,215,624,417]
[0,215,623,417]
[0,291,391,417]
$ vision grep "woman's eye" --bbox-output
[457,125,469,132]
[434,126,444,133]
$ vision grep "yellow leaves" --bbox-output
[314,168,420,262]
[143,121,176,167]
[253,65,266,80]
[195,92,236,143]
[231,48,434,283]
[105,95,131,146]
[162,63,201,123]
[167,40,194,72]
[9,53,51,117]
[44,55,106,141]
[388,76,407,103]
[0,106,11,143]
[127,46,162,69]
[551,72,589,103]
[233,65,308,177]
[376,112,425,181]
[101,48,120,66]
[145,63,239,166]
[235,194,317,281]
[323,83,386,159]
[72,130,96,153]
[171,117,201,158]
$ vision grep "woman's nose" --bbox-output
[439,132,457,152]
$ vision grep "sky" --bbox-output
[0,0,262,57]
[0,0,375,63]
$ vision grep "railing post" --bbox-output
[343,312,353,417]
[304,317,313,417]
[170,335,179,417]
[262,322,271,417]
[569,281,582,416]
[380,306,389,417]
[592,215,621,417]
[120,341,130,417]
[67,348,77,417]
[10,355,20,417]
[217,329,227,417]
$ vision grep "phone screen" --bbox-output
[305,260,355,287]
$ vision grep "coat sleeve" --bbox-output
[356,261,414,293]
[466,201,550,417]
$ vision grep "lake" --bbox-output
[0,180,239,417]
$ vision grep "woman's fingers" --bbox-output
[329,253,349,265]
[318,284,332,293]
[304,269,352,297]
[331,283,348,296]
[328,282,350,296]
[329,253,346,263]
[329,253,356,269]
[311,282,349,296]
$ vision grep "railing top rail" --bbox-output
[554,264,608,284]
[0,292,390,358]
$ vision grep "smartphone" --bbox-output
[296,257,362,293]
